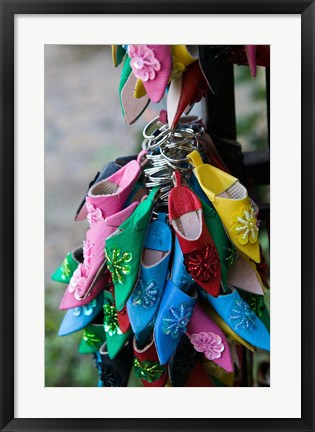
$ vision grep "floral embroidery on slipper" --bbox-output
[105,248,132,284]
[229,299,257,331]
[103,302,123,336]
[131,280,158,309]
[189,331,225,360]
[231,204,259,245]
[128,45,161,82]
[184,244,219,283]
[162,303,193,339]
[133,358,165,383]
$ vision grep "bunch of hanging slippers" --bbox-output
[51,45,270,387]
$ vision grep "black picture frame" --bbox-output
[0,1,314,431]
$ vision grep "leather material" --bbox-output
[94,340,133,387]
[58,292,104,336]
[78,322,106,354]
[187,302,234,372]
[141,45,172,103]
[201,289,270,351]
[227,252,265,295]
[133,338,168,387]
[127,213,172,335]
[168,172,221,297]
[59,202,138,310]
[188,150,261,263]
[168,334,200,386]
[120,65,150,125]
[154,279,197,365]
[86,159,141,219]
[112,45,126,67]
[105,187,159,311]
[75,161,120,222]
[167,61,209,129]
[101,291,132,360]
[51,247,82,284]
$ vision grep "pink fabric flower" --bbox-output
[190,331,225,360]
[68,264,87,299]
[86,199,102,227]
[128,45,161,82]
[83,239,93,272]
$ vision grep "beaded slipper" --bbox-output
[200,289,270,351]
[127,212,172,335]
[186,302,234,373]
[59,202,138,310]
[127,44,172,103]
[51,247,82,284]
[168,171,221,297]
[93,340,133,387]
[188,150,261,263]
[78,323,106,354]
[58,291,104,336]
[105,186,159,312]
[154,279,197,365]
[133,337,168,387]
[100,291,132,360]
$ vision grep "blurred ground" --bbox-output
[45,45,268,387]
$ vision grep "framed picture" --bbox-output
[1,1,314,431]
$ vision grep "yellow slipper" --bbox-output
[187,150,261,263]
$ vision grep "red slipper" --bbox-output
[168,171,221,297]
[185,360,215,387]
[133,337,168,387]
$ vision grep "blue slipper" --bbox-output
[200,289,270,351]
[127,212,172,335]
[58,291,104,336]
[154,279,197,364]
[171,237,195,292]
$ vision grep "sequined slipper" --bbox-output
[188,150,261,263]
[93,339,133,387]
[168,171,221,297]
[127,212,172,335]
[186,302,234,373]
[133,337,168,387]
[100,291,132,360]
[127,44,172,103]
[58,291,104,336]
[200,289,270,351]
[59,202,138,310]
[105,186,159,312]
[51,247,82,284]
[154,279,197,365]
[78,323,106,354]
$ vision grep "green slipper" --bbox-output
[78,323,106,354]
[201,199,233,286]
[100,291,132,359]
[51,247,82,284]
[105,187,159,311]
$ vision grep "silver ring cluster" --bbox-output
[141,116,204,206]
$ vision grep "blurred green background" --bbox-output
[45,45,269,387]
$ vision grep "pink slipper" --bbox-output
[75,154,142,222]
[245,45,257,77]
[186,302,234,373]
[127,45,171,103]
[59,202,138,310]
